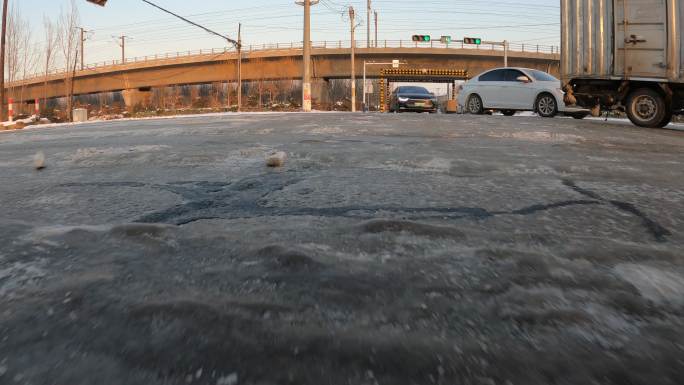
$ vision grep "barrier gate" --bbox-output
[379,68,469,112]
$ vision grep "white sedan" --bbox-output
[458,67,567,118]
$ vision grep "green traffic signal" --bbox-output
[412,35,431,42]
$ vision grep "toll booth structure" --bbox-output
[379,68,469,112]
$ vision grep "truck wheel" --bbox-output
[657,106,673,128]
[467,95,484,115]
[626,88,669,128]
[535,93,557,118]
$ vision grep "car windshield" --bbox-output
[396,86,430,94]
[528,70,558,82]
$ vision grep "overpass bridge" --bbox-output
[7,40,560,107]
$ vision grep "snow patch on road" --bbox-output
[29,193,77,206]
[310,126,344,134]
[68,145,170,166]
[0,260,47,297]
[490,131,585,143]
[614,264,684,306]
[369,157,452,173]
[506,164,561,176]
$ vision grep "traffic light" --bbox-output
[86,0,107,5]
[412,35,431,42]
[464,37,482,45]
[440,36,452,44]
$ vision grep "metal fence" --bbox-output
[15,40,559,83]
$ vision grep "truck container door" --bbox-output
[615,0,668,78]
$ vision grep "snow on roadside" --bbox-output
[614,264,684,306]
[0,110,342,134]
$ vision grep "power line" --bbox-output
[140,0,239,48]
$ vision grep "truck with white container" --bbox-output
[561,0,683,128]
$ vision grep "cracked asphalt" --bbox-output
[0,113,683,385]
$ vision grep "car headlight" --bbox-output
[398,97,409,102]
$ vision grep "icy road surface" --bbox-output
[1,113,683,385]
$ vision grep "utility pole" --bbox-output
[504,40,509,67]
[79,27,89,70]
[298,0,318,112]
[366,0,371,48]
[349,6,356,112]
[0,0,7,122]
[374,11,378,48]
[117,35,126,63]
[237,23,242,112]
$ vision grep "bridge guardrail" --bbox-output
[13,40,559,84]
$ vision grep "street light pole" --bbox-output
[93,1,242,113]
[137,0,242,112]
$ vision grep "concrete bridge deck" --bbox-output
[7,41,560,105]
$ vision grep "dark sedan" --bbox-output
[389,86,438,113]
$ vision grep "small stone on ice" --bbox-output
[34,151,46,170]
[216,372,238,385]
[266,151,287,167]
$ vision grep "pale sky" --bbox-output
[18,0,560,66]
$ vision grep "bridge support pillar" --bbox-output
[311,79,330,109]
[122,88,153,110]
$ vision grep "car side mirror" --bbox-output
[517,76,531,83]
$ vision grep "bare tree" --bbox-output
[18,16,38,112]
[42,16,58,114]
[5,5,24,99]
[57,0,80,121]
[3,5,40,116]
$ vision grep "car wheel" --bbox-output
[626,88,670,128]
[467,94,483,115]
[502,110,516,116]
[536,93,557,118]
